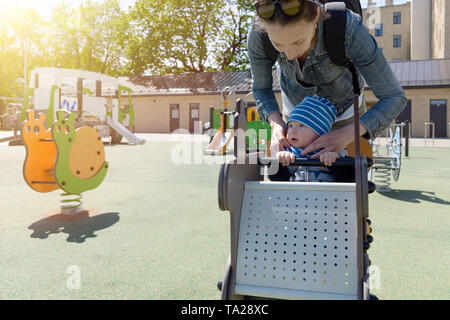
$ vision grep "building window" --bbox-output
[393,35,401,48]
[430,100,447,108]
[392,58,402,62]
[375,24,383,37]
[379,48,383,54]
[393,12,401,24]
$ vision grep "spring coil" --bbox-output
[60,192,83,215]
[374,167,391,193]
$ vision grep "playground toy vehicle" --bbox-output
[22,109,108,215]
[216,99,376,300]
[204,108,235,156]
[28,68,145,145]
[204,87,237,155]
[204,88,271,156]
[370,124,403,192]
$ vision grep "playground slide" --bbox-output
[106,116,145,145]
[204,129,234,156]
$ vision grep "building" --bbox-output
[363,0,450,62]
[363,59,450,139]
[123,59,450,138]
[119,71,278,134]
[363,0,411,62]
[411,0,450,60]
[364,0,412,62]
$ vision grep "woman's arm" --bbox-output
[248,26,291,149]
[247,26,281,122]
[344,9,407,140]
[302,9,407,157]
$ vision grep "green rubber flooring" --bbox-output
[0,141,448,300]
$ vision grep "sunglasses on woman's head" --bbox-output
[255,0,317,20]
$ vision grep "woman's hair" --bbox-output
[254,0,328,32]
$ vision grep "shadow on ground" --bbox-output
[28,211,120,243]
[379,189,450,205]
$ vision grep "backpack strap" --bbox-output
[324,2,361,95]
[324,2,349,67]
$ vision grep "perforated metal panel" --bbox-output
[235,182,359,299]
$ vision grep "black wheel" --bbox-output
[217,280,223,292]
[368,181,376,194]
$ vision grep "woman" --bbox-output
[247,0,407,158]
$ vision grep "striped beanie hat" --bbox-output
[287,96,337,136]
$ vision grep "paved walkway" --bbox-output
[0,138,449,299]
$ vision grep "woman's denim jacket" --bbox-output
[247,9,407,139]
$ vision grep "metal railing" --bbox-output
[404,121,410,157]
[424,122,435,147]
[395,122,406,140]
[403,121,412,141]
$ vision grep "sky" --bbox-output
[0,0,136,19]
[0,0,413,19]
[361,0,411,7]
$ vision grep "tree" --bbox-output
[46,2,83,70]
[213,0,255,71]
[125,0,255,75]
[0,0,256,98]
[126,0,222,74]
[79,0,129,75]
[0,7,47,97]
[46,0,129,75]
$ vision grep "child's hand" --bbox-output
[320,152,340,166]
[276,151,295,167]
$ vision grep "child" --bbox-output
[273,96,347,183]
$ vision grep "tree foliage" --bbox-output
[0,7,47,97]
[47,0,129,75]
[213,0,255,71]
[0,0,255,98]
[126,0,254,75]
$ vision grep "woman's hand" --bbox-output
[320,152,340,167]
[301,123,368,159]
[268,112,291,153]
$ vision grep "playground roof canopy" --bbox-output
[29,68,120,88]
[121,58,450,96]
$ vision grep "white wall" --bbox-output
[411,0,431,60]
